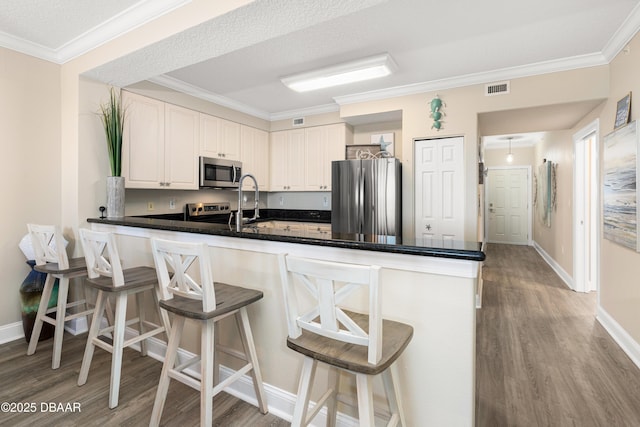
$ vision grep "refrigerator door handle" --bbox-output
[358,166,364,233]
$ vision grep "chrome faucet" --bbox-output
[236,174,260,231]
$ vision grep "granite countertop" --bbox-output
[87,212,485,262]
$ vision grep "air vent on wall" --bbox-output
[292,117,305,126]
[485,81,510,96]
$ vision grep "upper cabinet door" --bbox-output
[122,91,198,189]
[122,91,165,188]
[199,113,221,158]
[269,129,305,191]
[199,114,241,160]
[287,129,306,191]
[304,126,326,190]
[304,123,347,191]
[219,119,241,160]
[164,104,199,190]
[240,125,269,191]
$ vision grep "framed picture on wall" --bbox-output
[603,120,639,251]
[614,92,632,130]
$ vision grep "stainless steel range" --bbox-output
[185,202,232,224]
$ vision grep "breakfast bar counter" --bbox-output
[87,216,485,262]
[86,216,484,426]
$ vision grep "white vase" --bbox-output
[106,176,125,218]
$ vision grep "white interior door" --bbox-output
[414,137,464,245]
[573,121,599,293]
[486,168,529,244]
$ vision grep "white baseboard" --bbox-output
[0,314,89,346]
[596,306,640,370]
[532,241,574,290]
[0,321,24,345]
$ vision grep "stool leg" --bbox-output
[150,316,185,427]
[51,276,70,369]
[213,322,220,387]
[355,373,375,426]
[383,363,407,426]
[135,291,147,356]
[78,283,94,331]
[27,273,56,356]
[236,307,268,413]
[79,290,107,386]
[201,320,215,427]
[326,367,340,427]
[108,291,128,409]
[151,285,171,342]
[292,357,317,427]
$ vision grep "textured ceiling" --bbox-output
[1,0,639,128]
[0,0,139,49]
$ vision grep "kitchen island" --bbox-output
[87,216,484,426]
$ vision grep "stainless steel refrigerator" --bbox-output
[331,158,402,242]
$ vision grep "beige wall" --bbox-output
[533,130,574,276]
[340,66,609,241]
[0,47,61,326]
[483,145,535,168]
[596,32,640,344]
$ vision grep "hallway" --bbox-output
[476,244,640,426]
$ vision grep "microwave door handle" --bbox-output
[233,166,238,183]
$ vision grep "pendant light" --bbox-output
[506,137,514,163]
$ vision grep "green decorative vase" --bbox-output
[20,260,58,343]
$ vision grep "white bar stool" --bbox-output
[278,254,413,426]
[26,224,94,369]
[149,238,268,427]
[77,228,170,409]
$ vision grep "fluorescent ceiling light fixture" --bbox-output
[281,53,398,92]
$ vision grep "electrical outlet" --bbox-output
[279,196,284,206]
[322,196,328,207]
[169,198,176,210]
[147,202,154,211]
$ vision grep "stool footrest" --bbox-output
[212,362,253,396]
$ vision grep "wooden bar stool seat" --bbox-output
[149,238,268,427]
[26,224,94,370]
[278,254,413,427]
[77,229,170,409]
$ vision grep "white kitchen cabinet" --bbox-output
[164,103,199,189]
[304,123,347,191]
[270,221,304,235]
[304,223,331,238]
[199,113,241,160]
[240,125,269,191]
[270,129,305,191]
[122,92,199,190]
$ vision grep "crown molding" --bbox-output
[334,52,608,106]
[602,2,640,61]
[150,74,341,121]
[0,0,192,64]
[149,74,272,120]
[269,103,340,121]
[0,31,60,62]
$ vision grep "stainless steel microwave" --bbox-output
[199,156,242,188]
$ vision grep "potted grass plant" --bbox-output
[100,87,126,218]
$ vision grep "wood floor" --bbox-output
[3,243,640,426]
[476,243,640,426]
[0,334,288,426]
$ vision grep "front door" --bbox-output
[486,168,529,244]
